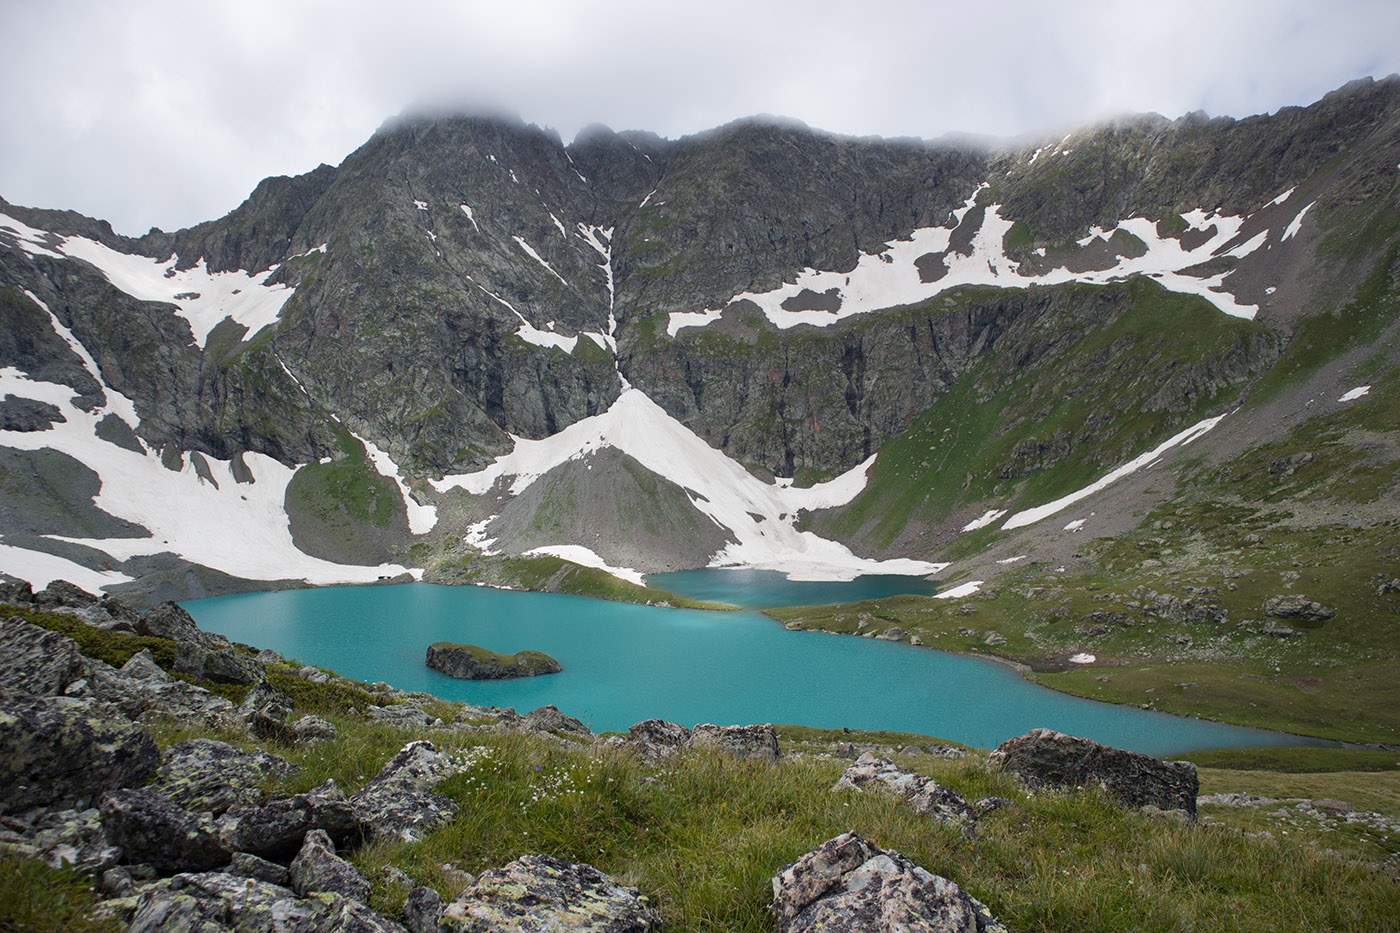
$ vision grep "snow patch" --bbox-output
[1001,414,1226,530]
[1068,653,1096,664]
[23,290,139,428]
[995,555,1027,565]
[962,509,1006,532]
[1282,202,1315,241]
[1338,385,1371,402]
[2,213,295,349]
[934,580,983,599]
[432,388,944,581]
[353,433,438,534]
[548,211,569,241]
[414,200,428,211]
[522,544,646,586]
[0,366,412,588]
[667,193,1263,336]
[0,542,133,595]
[1063,518,1086,532]
[512,235,568,285]
[459,204,480,232]
[463,517,500,556]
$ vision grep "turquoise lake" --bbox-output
[184,572,1324,756]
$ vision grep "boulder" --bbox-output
[292,714,340,743]
[404,886,445,933]
[219,785,363,859]
[620,718,693,762]
[150,738,296,814]
[440,854,658,932]
[242,679,295,741]
[33,580,98,609]
[224,851,291,887]
[123,871,408,933]
[367,703,441,729]
[688,723,780,762]
[989,728,1198,816]
[350,741,462,843]
[771,832,1006,933]
[426,642,562,679]
[290,828,371,902]
[0,686,160,813]
[833,753,978,831]
[135,601,228,649]
[522,704,591,737]
[1264,594,1334,621]
[0,805,121,873]
[173,642,264,685]
[0,617,86,695]
[99,787,229,873]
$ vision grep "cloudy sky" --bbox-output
[4,0,1398,235]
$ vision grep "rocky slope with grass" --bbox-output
[1,582,1397,932]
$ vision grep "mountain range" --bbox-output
[1,76,1397,611]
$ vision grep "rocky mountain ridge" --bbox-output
[0,76,1398,599]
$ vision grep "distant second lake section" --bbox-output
[184,571,1322,756]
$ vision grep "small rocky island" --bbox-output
[425,642,562,679]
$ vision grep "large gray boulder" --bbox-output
[173,642,264,685]
[688,722,780,762]
[218,783,363,859]
[124,871,408,933]
[440,854,658,932]
[135,601,229,649]
[99,787,229,873]
[150,738,296,813]
[350,740,462,843]
[772,832,1006,933]
[0,617,86,695]
[0,686,160,813]
[989,728,1199,816]
[833,753,978,831]
[522,704,591,737]
[289,828,371,902]
[1264,594,1335,621]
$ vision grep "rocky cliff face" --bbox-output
[1,76,1398,597]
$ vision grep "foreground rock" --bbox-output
[616,719,781,763]
[833,753,979,832]
[426,642,562,679]
[289,828,371,901]
[772,832,1006,933]
[350,740,463,842]
[989,728,1198,817]
[440,854,658,932]
[0,686,160,812]
[122,871,407,932]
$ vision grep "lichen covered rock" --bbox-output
[441,854,658,932]
[833,753,978,831]
[771,832,1006,933]
[350,741,462,843]
[289,828,371,901]
[989,728,1198,816]
[0,686,160,812]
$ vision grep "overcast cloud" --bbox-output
[3,0,1398,235]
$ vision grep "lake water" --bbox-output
[184,573,1323,756]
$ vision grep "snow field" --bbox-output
[432,387,945,581]
[2,212,294,349]
[665,183,1319,337]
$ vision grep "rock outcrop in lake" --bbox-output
[425,642,562,680]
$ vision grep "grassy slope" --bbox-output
[5,642,1397,932]
[813,278,1277,553]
